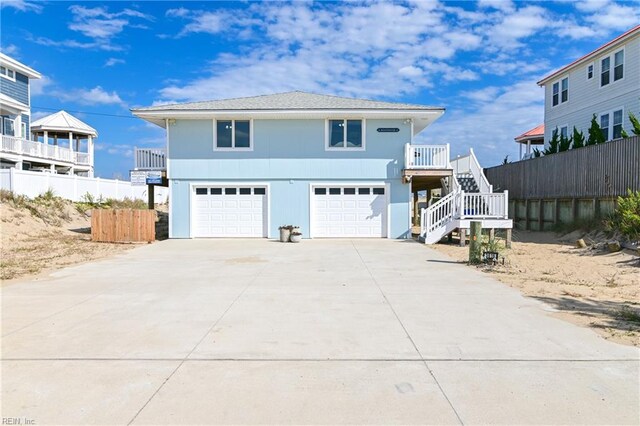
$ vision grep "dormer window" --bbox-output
[0,66,15,81]
[326,119,365,150]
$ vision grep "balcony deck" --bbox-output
[1,135,91,166]
[134,147,166,170]
[403,143,453,188]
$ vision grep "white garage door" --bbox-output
[312,186,387,238]
[193,186,267,237]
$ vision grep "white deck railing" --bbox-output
[1,134,89,166]
[405,143,450,169]
[421,190,509,241]
[135,147,166,170]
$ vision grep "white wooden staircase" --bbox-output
[420,149,512,244]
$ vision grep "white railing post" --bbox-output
[503,190,509,219]
[459,191,465,219]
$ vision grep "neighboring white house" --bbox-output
[0,53,95,176]
[30,110,96,177]
[537,25,639,146]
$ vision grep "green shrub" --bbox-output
[629,111,640,136]
[587,114,606,145]
[544,128,560,155]
[606,190,640,240]
[572,127,585,149]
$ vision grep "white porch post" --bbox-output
[526,141,531,155]
[88,135,94,177]
[44,130,48,145]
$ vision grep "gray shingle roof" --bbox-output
[133,91,443,112]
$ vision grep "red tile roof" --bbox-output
[515,124,544,143]
[537,25,640,86]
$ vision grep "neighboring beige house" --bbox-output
[537,25,639,146]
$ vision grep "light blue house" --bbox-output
[132,91,511,241]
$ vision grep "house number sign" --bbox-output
[377,128,400,132]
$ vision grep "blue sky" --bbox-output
[2,0,639,178]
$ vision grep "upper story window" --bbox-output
[214,119,252,150]
[601,48,624,87]
[2,117,15,136]
[0,66,16,81]
[587,63,594,80]
[552,77,568,107]
[327,119,364,150]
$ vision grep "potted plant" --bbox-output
[290,231,302,243]
[278,225,292,243]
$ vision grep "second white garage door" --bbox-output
[193,186,267,237]
[312,185,387,238]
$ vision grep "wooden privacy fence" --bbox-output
[91,209,156,243]
[485,136,640,199]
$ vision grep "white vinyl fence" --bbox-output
[0,168,168,203]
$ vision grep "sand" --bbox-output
[431,230,640,347]
[0,203,135,284]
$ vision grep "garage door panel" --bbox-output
[312,186,386,238]
[193,187,267,238]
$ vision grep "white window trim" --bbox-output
[586,62,594,80]
[324,118,366,151]
[611,107,625,140]
[2,116,15,136]
[0,66,16,82]
[213,119,254,151]
[551,77,568,107]
[599,47,625,88]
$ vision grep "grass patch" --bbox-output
[616,307,640,324]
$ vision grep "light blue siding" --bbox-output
[0,72,29,106]
[167,118,412,239]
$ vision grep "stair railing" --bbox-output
[421,189,459,238]
[468,148,493,193]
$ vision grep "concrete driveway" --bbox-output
[1,239,638,425]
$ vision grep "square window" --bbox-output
[239,188,251,195]
[225,187,237,195]
[358,188,370,195]
[210,188,223,195]
[216,121,232,148]
[314,188,327,195]
[344,188,356,195]
[328,119,363,149]
[329,188,341,195]
[373,188,385,195]
[254,187,266,195]
[195,188,208,195]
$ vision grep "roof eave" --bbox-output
[0,53,41,79]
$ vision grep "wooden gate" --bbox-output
[91,209,156,243]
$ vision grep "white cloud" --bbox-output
[0,0,41,12]
[104,57,125,67]
[55,86,124,106]
[30,75,53,96]
[35,5,152,51]
[0,44,19,56]
[425,79,544,166]
[478,0,515,13]
[489,6,549,49]
[398,66,423,78]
